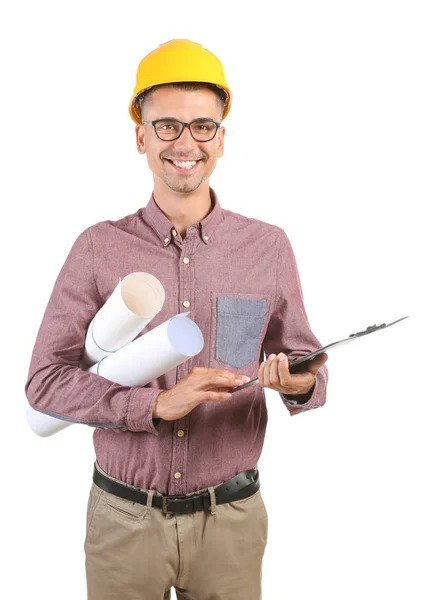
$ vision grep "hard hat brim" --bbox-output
[129,82,232,125]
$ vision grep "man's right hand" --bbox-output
[153,367,251,421]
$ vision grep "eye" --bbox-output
[193,121,215,133]
[155,119,180,132]
[160,123,177,131]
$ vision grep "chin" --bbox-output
[163,176,205,194]
[171,181,204,194]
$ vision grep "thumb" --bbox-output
[306,352,328,375]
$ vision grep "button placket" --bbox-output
[180,234,194,315]
[170,234,195,495]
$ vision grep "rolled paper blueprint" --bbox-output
[27,271,165,437]
[82,272,165,366]
[26,407,75,437]
[89,312,204,386]
[26,312,204,437]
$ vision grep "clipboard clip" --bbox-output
[349,323,387,337]
[348,316,408,338]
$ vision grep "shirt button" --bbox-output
[183,257,190,264]
[171,230,177,237]
[174,472,182,479]
[203,235,208,241]
[164,237,169,244]
[183,300,190,308]
[177,430,185,437]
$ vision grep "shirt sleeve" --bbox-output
[24,228,163,436]
[262,229,329,416]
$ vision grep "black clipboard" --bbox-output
[231,316,409,393]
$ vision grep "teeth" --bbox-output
[172,160,197,169]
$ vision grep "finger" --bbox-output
[305,352,328,375]
[279,354,315,393]
[201,390,233,402]
[269,353,283,388]
[218,369,251,384]
[319,352,328,365]
[263,353,276,388]
[207,372,250,389]
[277,352,291,387]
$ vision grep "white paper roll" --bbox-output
[89,312,204,386]
[26,406,72,437]
[26,309,204,437]
[27,271,165,437]
[82,272,165,366]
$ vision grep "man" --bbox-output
[25,39,329,599]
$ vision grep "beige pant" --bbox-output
[84,463,268,599]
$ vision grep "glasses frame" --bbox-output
[141,118,222,142]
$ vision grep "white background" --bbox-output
[1,1,424,598]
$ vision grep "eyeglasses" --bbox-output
[141,118,221,142]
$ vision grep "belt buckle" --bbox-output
[161,494,187,514]
[161,494,199,514]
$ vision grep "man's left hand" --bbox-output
[258,352,328,395]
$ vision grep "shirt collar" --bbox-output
[142,187,224,247]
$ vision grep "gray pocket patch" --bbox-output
[215,297,267,368]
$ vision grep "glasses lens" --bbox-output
[154,119,183,140]
[190,120,218,141]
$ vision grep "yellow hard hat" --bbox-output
[128,39,232,124]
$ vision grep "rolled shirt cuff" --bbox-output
[126,387,165,435]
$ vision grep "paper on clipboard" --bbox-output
[231,316,409,393]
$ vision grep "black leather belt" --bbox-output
[93,462,260,514]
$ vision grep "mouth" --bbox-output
[164,158,202,173]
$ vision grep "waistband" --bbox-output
[92,462,260,514]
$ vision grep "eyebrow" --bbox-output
[149,117,217,122]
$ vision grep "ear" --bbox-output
[135,124,146,155]
[216,126,225,158]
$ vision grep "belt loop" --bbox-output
[145,490,154,519]
[208,487,217,515]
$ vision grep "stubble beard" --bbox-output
[162,172,206,194]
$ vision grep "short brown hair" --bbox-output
[137,81,227,121]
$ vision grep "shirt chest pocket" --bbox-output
[212,294,270,369]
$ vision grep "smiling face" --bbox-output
[135,86,225,194]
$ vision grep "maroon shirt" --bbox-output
[25,187,328,495]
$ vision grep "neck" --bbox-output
[152,179,213,238]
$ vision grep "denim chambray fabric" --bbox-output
[25,187,328,495]
[216,297,268,368]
